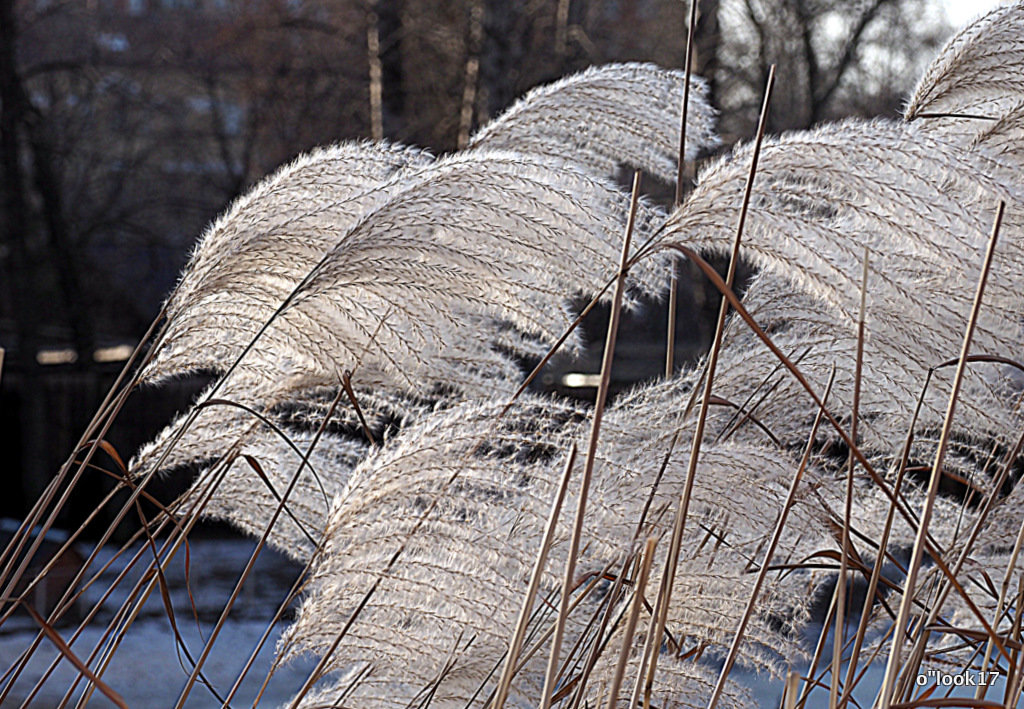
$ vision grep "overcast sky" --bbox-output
[942,0,1005,25]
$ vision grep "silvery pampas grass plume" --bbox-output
[143,140,432,385]
[905,1,1024,126]
[133,151,676,488]
[468,63,719,182]
[278,389,808,707]
[278,395,589,707]
[155,404,370,560]
[665,117,1024,456]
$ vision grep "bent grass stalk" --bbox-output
[171,387,348,708]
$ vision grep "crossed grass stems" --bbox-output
[2,35,1023,709]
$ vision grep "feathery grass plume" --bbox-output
[278,394,590,707]
[131,149,672,555]
[270,384,433,440]
[940,546,1024,650]
[131,415,347,561]
[129,372,439,558]
[852,535,1019,679]
[275,150,670,384]
[649,11,1024,683]
[147,148,670,411]
[468,63,719,184]
[882,443,1024,669]
[667,119,1020,320]
[143,141,432,385]
[660,117,1024,462]
[278,375,827,705]
[131,373,427,481]
[979,474,1024,552]
[691,273,1018,643]
[905,1,1024,129]
[705,272,1022,471]
[190,424,368,560]
[145,64,704,397]
[583,377,822,673]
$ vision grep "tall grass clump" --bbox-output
[3,4,1024,707]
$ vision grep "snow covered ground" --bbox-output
[2,535,1008,707]
[1,617,315,707]
[0,535,316,707]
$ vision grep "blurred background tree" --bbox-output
[0,0,952,530]
[714,0,948,137]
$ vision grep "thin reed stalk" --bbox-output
[605,536,658,708]
[491,444,577,709]
[830,249,869,709]
[564,556,633,708]
[665,0,700,378]
[541,170,642,709]
[839,371,934,707]
[708,365,836,708]
[366,0,383,141]
[646,64,776,696]
[68,458,236,708]
[878,201,1006,708]
[898,423,1024,701]
[977,485,1024,702]
[797,589,840,708]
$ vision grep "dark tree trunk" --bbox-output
[25,121,96,366]
[0,0,45,505]
[694,0,720,112]
[378,0,406,130]
[1,0,93,367]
